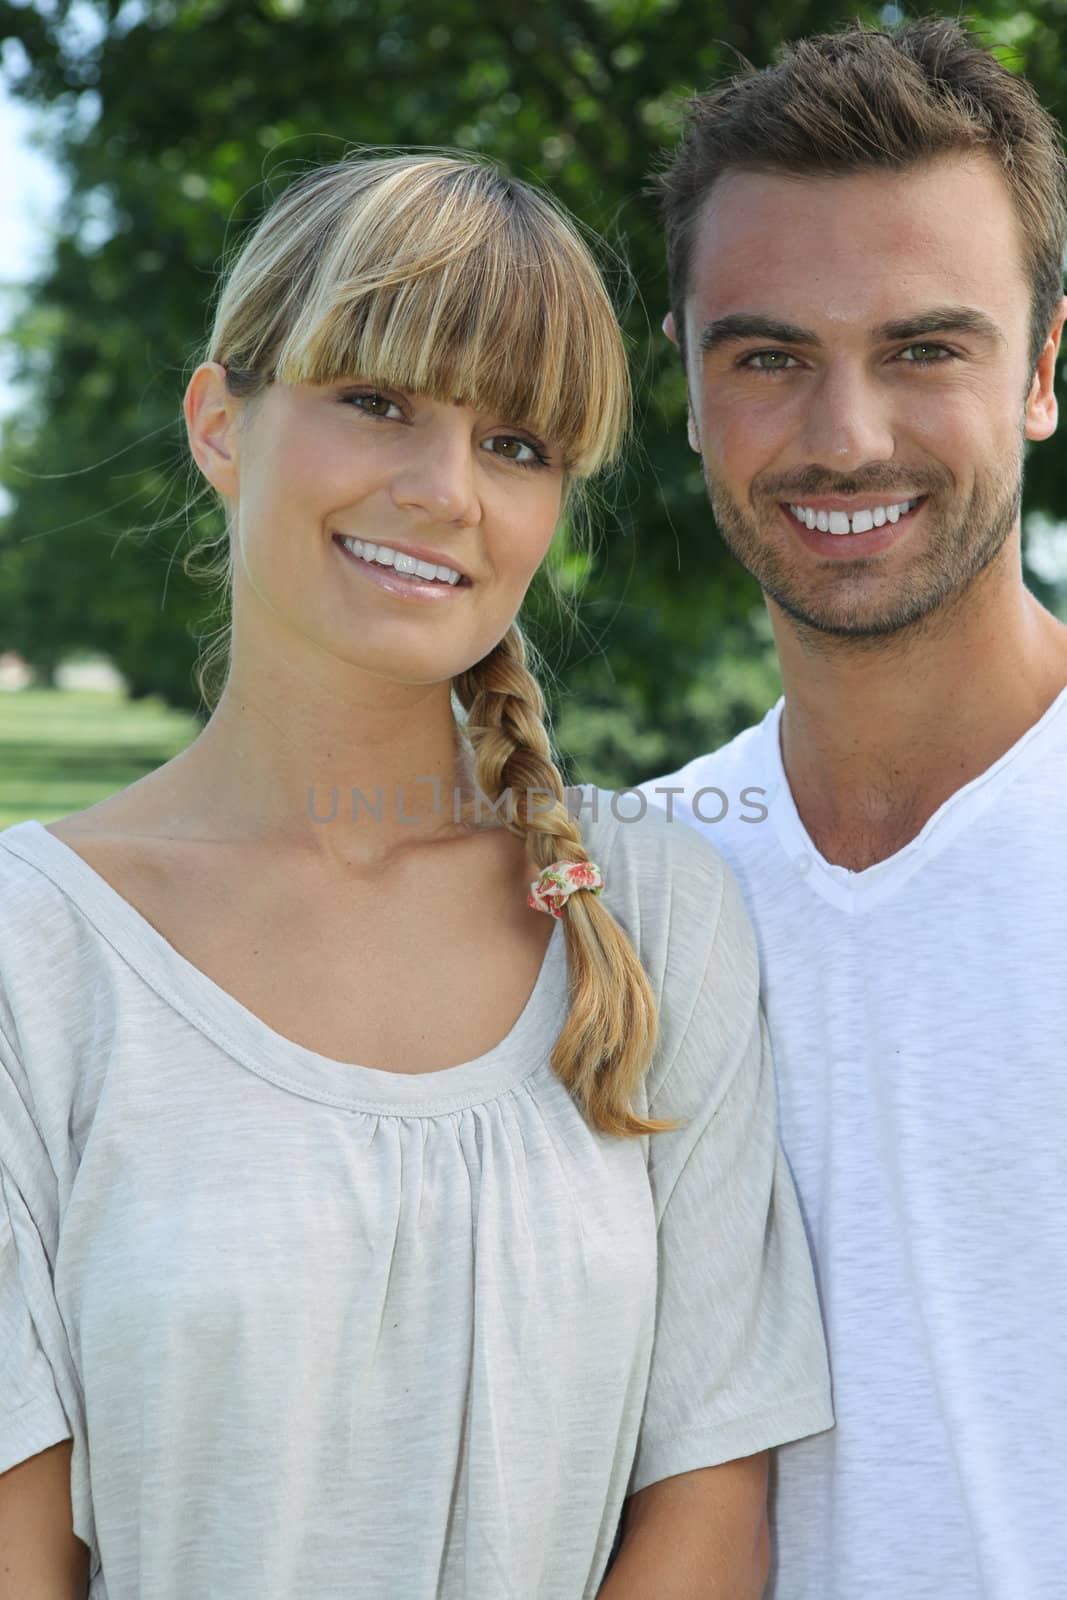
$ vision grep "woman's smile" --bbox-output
[332,532,473,603]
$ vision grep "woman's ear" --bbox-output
[184,363,242,496]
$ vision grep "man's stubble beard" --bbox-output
[702,440,1024,649]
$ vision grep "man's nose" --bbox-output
[798,361,896,471]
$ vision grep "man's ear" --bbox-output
[184,362,242,496]
[1025,295,1067,442]
[662,310,700,453]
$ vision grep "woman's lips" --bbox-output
[333,534,470,601]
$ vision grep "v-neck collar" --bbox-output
[760,683,1067,913]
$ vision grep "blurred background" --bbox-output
[2,0,1067,827]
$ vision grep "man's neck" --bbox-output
[772,564,1067,871]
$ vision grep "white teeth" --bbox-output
[790,498,918,534]
[340,536,462,585]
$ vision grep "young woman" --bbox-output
[0,154,832,1599]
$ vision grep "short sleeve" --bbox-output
[0,1015,74,1477]
[0,1172,73,1475]
[629,855,833,1494]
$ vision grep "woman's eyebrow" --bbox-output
[698,305,1005,357]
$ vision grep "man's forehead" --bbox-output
[695,154,1012,234]
[685,158,1028,344]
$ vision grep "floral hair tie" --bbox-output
[528,860,605,919]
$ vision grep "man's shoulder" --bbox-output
[638,704,779,824]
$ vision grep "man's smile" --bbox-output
[777,495,927,558]
[783,495,926,535]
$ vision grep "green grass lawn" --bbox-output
[0,689,201,830]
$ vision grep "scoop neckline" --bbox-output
[1,818,568,1116]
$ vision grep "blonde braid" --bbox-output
[455,624,678,1139]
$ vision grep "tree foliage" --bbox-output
[1,0,1064,783]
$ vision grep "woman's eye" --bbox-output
[897,343,953,364]
[483,434,546,466]
[346,391,403,418]
[741,350,799,372]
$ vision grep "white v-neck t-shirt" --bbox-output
[644,688,1067,1599]
[0,798,831,1600]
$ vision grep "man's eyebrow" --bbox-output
[698,306,1005,357]
[699,315,819,354]
[869,306,1005,345]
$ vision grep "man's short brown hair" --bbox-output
[657,17,1067,373]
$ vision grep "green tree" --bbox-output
[1,0,1063,784]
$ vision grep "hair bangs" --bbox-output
[268,166,628,477]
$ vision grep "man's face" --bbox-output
[676,154,1064,641]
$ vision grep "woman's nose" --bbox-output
[390,423,481,526]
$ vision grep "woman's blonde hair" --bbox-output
[191,152,673,1140]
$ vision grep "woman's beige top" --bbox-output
[0,794,832,1599]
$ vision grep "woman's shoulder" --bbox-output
[0,825,79,1107]
[572,781,737,900]
[570,783,755,987]
[0,818,118,1023]
[0,819,63,923]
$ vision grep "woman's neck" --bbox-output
[149,657,470,867]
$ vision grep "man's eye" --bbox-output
[740,350,799,372]
[897,343,953,364]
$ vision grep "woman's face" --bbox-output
[187,369,566,687]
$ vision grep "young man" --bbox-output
[644,19,1067,1598]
